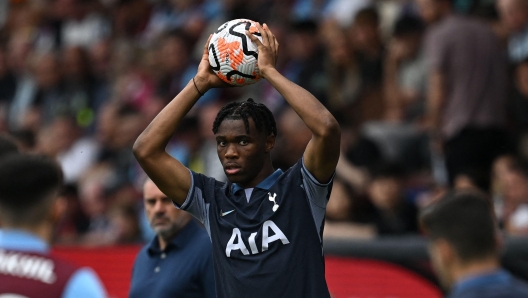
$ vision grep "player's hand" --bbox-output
[246,23,279,79]
[195,34,231,92]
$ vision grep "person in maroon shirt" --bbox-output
[0,154,107,298]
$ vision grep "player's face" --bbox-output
[215,118,273,187]
[143,180,190,240]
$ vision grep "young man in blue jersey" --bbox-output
[133,23,340,297]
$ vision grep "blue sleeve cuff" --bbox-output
[173,169,195,210]
[62,267,107,298]
[301,158,335,186]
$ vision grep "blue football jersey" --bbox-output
[177,159,333,298]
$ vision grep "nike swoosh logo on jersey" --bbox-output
[221,209,235,216]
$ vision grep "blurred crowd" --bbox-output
[1,0,528,246]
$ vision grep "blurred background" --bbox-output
[1,0,528,296]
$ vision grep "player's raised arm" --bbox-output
[247,23,340,183]
[133,35,228,205]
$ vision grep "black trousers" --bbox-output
[444,126,512,190]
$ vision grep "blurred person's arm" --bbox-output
[426,71,446,146]
[423,28,448,149]
[336,155,369,193]
[323,221,376,240]
[62,268,107,298]
[247,24,341,183]
[133,35,228,206]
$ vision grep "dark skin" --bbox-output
[216,118,275,187]
[133,23,340,206]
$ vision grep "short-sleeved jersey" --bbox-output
[177,159,333,298]
[0,249,77,298]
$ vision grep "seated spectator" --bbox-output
[324,28,361,114]
[36,116,100,184]
[383,15,427,123]
[367,162,418,235]
[510,58,528,158]
[491,157,528,235]
[346,7,385,123]
[497,0,528,62]
[0,134,19,158]
[0,46,16,105]
[453,167,491,193]
[282,20,328,106]
[324,174,376,240]
[272,106,312,170]
[420,190,528,297]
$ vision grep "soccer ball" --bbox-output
[208,19,263,86]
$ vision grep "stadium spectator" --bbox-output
[272,106,312,170]
[324,174,377,239]
[347,7,386,124]
[509,58,528,159]
[282,19,328,107]
[0,154,107,297]
[383,15,427,123]
[324,28,361,115]
[0,134,19,158]
[367,162,418,235]
[36,116,100,184]
[497,0,528,62]
[417,0,510,186]
[0,46,16,106]
[129,178,215,298]
[492,157,528,235]
[420,190,528,297]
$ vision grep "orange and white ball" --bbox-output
[208,19,263,86]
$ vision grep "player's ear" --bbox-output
[50,196,67,224]
[265,134,275,153]
[436,238,456,265]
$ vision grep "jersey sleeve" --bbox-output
[62,267,107,298]
[173,169,218,236]
[300,159,335,242]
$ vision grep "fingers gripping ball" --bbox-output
[208,19,263,86]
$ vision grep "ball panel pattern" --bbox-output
[208,19,262,86]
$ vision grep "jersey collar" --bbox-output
[0,229,49,253]
[231,168,283,194]
[450,269,510,296]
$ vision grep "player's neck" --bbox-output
[237,161,275,189]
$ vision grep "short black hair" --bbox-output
[0,135,19,159]
[455,166,491,193]
[290,19,318,35]
[212,98,277,137]
[393,15,425,37]
[369,161,406,180]
[9,129,35,150]
[354,7,379,26]
[0,154,63,226]
[420,191,497,262]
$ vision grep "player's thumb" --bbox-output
[246,31,262,46]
